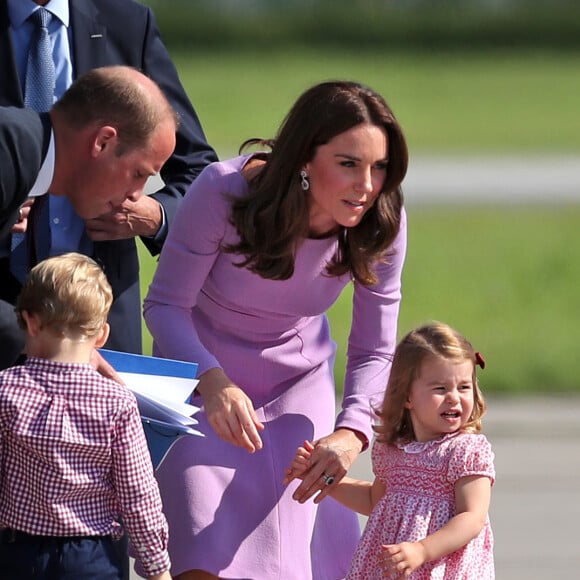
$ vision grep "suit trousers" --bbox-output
[0,529,123,580]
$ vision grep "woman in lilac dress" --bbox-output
[143,81,409,580]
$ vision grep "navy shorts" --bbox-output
[0,528,123,580]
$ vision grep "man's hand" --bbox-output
[85,195,162,241]
[11,198,35,234]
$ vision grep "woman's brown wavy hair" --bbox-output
[225,81,408,285]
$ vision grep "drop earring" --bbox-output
[300,170,310,191]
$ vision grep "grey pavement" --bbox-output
[147,154,580,205]
[402,154,580,205]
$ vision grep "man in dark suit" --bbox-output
[0,0,217,363]
[0,65,178,366]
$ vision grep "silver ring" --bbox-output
[322,473,335,486]
[18,208,23,222]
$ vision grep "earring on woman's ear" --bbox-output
[300,170,310,191]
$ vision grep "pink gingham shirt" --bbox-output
[0,357,170,576]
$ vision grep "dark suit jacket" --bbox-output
[0,108,50,238]
[0,107,50,368]
[0,0,217,354]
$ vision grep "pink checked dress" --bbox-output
[347,432,495,579]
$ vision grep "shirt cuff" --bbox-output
[144,204,167,242]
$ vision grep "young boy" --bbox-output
[0,253,171,579]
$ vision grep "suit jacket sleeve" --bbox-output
[0,108,45,240]
[70,0,218,256]
[138,8,218,255]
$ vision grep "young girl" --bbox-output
[286,321,495,579]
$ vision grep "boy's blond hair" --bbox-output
[16,253,113,339]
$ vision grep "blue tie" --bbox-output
[25,8,56,112]
[10,8,55,283]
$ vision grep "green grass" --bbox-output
[172,49,580,157]
[331,206,580,394]
[137,49,580,394]
[149,1,580,54]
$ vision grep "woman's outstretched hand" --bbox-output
[198,367,264,453]
[284,428,364,503]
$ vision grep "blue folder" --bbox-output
[99,349,202,469]
[99,349,198,379]
[141,419,194,470]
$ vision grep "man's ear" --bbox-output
[94,322,110,348]
[91,126,117,157]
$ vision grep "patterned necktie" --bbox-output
[10,8,55,283]
[25,8,56,111]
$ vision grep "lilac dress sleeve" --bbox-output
[336,209,407,445]
[144,159,245,374]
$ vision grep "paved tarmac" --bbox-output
[147,154,580,205]
[401,154,580,205]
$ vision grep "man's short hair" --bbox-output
[51,65,178,152]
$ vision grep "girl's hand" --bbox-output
[380,542,427,578]
[290,428,364,504]
[283,440,314,484]
[198,368,264,453]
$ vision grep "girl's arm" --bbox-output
[381,474,492,576]
[328,475,385,517]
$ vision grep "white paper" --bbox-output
[119,371,202,433]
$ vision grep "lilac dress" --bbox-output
[143,156,407,579]
[348,433,495,579]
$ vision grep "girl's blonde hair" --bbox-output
[16,253,113,340]
[375,321,487,445]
